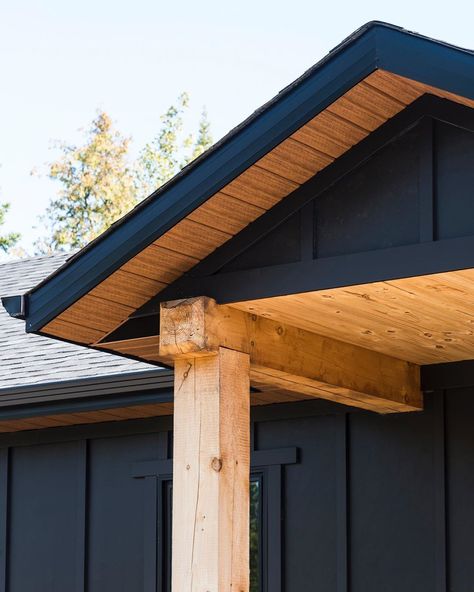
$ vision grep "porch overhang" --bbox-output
[4,21,474,414]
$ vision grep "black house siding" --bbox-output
[0,389,472,591]
[220,106,474,277]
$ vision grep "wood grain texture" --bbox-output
[41,69,474,348]
[172,349,250,592]
[98,335,162,361]
[59,294,134,334]
[159,297,422,413]
[45,318,106,344]
[223,166,299,209]
[231,269,474,365]
[256,137,333,184]
[188,192,266,235]
[155,218,232,259]
[0,403,176,433]
[122,244,199,282]
[89,270,167,309]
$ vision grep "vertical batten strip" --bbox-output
[0,448,8,592]
[336,414,348,592]
[434,390,447,592]
[299,201,315,261]
[419,117,435,243]
[75,440,87,592]
[172,348,250,592]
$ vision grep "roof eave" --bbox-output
[21,22,474,335]
[2,295,26,320]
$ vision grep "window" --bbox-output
[131,445,298,592]
[163,475,263,591]
[250,476,262,592]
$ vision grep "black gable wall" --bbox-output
[435,121,474,240]
[223,212,302,272]
[127,95,474,318]
[217,100,474,275]
[313,124,421,258]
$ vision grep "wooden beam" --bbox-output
[160,297,422,413]
[172,348,250,592]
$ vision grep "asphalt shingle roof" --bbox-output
[0,253,156,391]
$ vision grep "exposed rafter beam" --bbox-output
[159,297,422,413]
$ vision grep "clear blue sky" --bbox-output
[1,0,473,254]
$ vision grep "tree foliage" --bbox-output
[0,200,20,254]
[37,112,136,252]
[135,93,212,200]
[37,95,212,253]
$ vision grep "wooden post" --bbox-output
[172,347,250,592]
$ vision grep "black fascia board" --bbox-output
[374,25,474,101]
[2,295,25,320]
[0,368,173,408]
[19,23,474,334]
[0,387,173,422]
[421,360,474,392]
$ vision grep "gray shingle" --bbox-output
[0,253,157,391]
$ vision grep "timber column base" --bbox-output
[172,348,250,592]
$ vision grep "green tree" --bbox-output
[135,93,213,200]
[0,200,20,254]
[37,96,212,253]
[36,112,136,253]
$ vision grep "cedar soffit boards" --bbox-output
[6,22,474,350]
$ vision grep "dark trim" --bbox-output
[0,369,172,407]
[0,415,174,448]
[251,399,357,422]
[132,459,172,479]
[143,432,168,592]
[336,414,348,592]
[20,23,474,334]
[158,235,474,304]
[0,388,173,422]
[100,315,158,342]
[143,476,158,592]
[1,295,25,320]
[375,25,474,102]
[252,446,298,467]
[161,480,173,592]
[421,360,474,391]
[300,202,315,261]
[265,463,283,592]
[0,448,8,592]
[75,441,87,592]
[434,390,447,592]
[419,117,435,242]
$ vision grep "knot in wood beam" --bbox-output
[159,296,422,414]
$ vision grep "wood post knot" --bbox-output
[211,457,223,472]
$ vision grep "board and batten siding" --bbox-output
[0,389,471,591]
